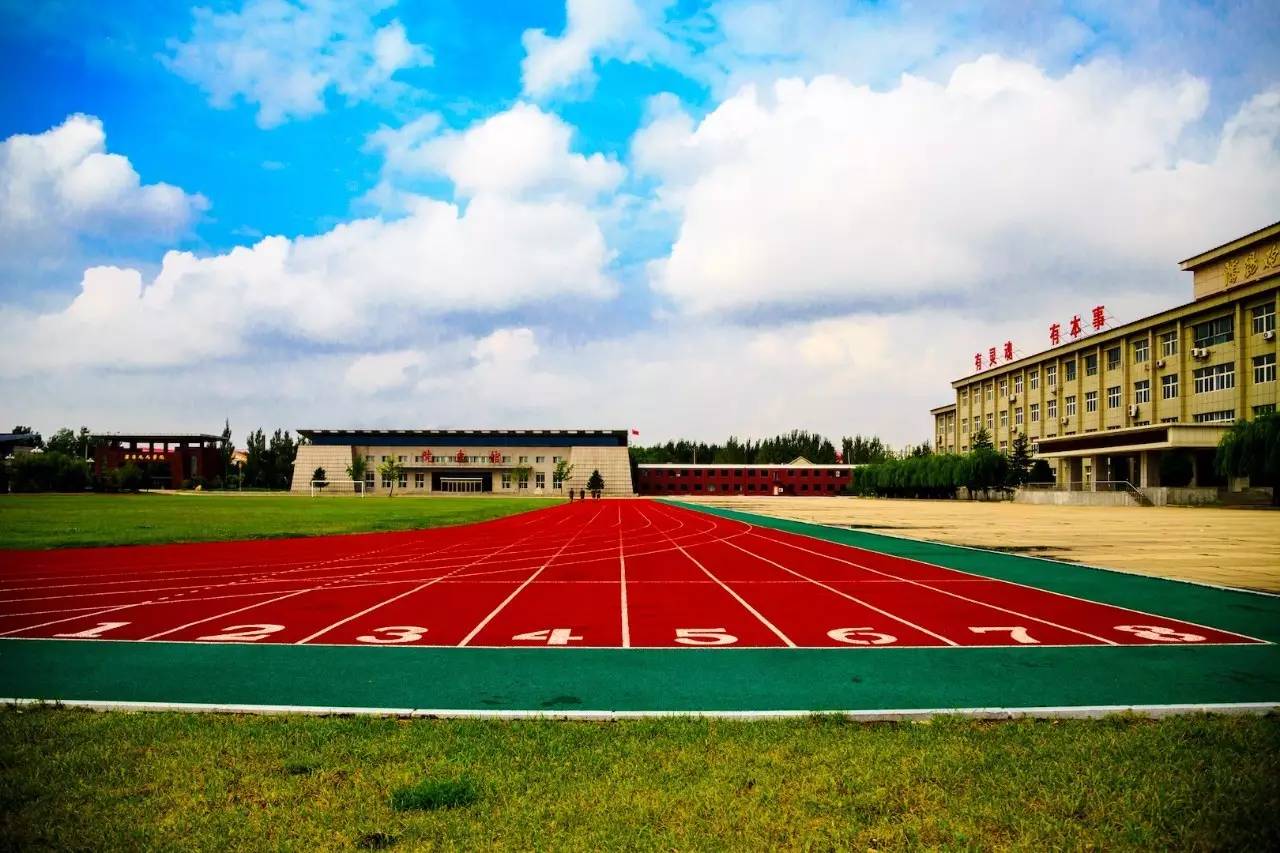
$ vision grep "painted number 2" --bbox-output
[357,626,428,644]
[1114,625,1206,643]
[195,624,285,642]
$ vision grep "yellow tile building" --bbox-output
[931,222,1278,491]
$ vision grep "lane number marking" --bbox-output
[513,628,583,645]
[195,624,285,642]
[969,626,1039,644]
[356,626,428,644]
[1114,625,1207,643]
[53,621,131,639]
[674,627,738,646]
[827,627,898,646]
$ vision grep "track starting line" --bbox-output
[1,499,1277,716]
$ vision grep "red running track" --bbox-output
[0,500,1262,649]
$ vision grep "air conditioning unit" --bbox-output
[1155,358,1166,368]
[1191,347,1210,359]
[1128,404,1140,417]
[1265,329,1277,341]
[1060,417,1070,425]
[1008,394,1017,403]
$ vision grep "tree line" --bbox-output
[854,429,1051,499]
[630,430,905,466]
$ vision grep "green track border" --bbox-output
[2,502,1277,715]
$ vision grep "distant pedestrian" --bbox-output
[567,489,573,502]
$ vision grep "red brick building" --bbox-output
[637,457,856,496]
[93,433,225,488]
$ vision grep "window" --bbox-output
[960,389,968,405]
[365,454,374,462]
[1029,370,1039,390]
[986,413,993,430]
[381,455,388,462]
[999,410,1008,428]
[1193,410,1235,423]
[1014,407,1024,427]
[986,384,993,401]
[1085,354,1098,376]
[1193,363,1235,393]
[535,472,546,489]
[1255,404,1277,416]
[1255,353,1277,384]
[1133,339,1149,363]
[1160,330,1178,357]
[1064,360,1077,381]
[999,441,1008,452]
[552,456,561,463]
[972,416,980,432]
[518,477,529,490]
[998,378,1008,397]
[518,455,528,463]
[1047,399,1058,419]
[1105,347,1121,371]
[535,456,545,464]
[364,471,374,488]
[1014,375,1024,395]
[501,473,511,489]
[1192,315,1233,348]
[1046,364,1058,386]
[398,473,407,488]
[1134,380,1150,404]
[1107,386,1121,408]
[414,473,424,488]
[398,455,406,463]
[381,476,391,489]
[1030,403,1040,422]
[1065,396,1076,416]
[962,418,969,433]
[1085,391,1098,413]
[1252,302,1276,335]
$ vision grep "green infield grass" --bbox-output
[1,707,1276,850]
[0,493,558,550]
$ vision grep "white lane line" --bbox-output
[719,537,959,646]
[456,508,603,647]
[619,503,631,649]
[0,602,146,636]
[642,505,796,648]
[749,531,1118,645]
[296,528,549,645]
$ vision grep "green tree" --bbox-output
[510,465,533,490]
[116,462,145,492]
[1029,459,1054,483]
[1216,412,1280,505]
[971,426,994,451]
[1007,433,1034,486]
[312,467,327,491]
[377,457,404,497]
[219,420,233,482]
[586,469,604,498]
[10,426,43,449]
[553,459,574,490]
[346,454,368,492]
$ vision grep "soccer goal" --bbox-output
[310,479,366,497]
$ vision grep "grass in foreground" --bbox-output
[0,493,558,549]
[1,708,1277,851]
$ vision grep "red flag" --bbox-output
[631,428,640,436]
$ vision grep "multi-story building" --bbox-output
[290,429,634,496]
[931,222,1278,490]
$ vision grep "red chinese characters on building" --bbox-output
[421,450,434,463]
[1003,341,1014,361]
[974,352,983,371]
[1091,304,1106,330]
[1069,314,1083,338]
[1049,323,1061,346]
[988,347,998,368]
[454,449,467,463]
[489,450,502,464]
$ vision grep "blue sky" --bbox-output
[1,1,1278,444]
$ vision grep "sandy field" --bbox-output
[685,497,1280,593]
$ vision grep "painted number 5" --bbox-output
[674,628,737,646]
[357,626,428,644]
[827,627,898,646]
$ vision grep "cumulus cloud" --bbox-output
[366,103,625,202]
[165,0,431,127]
[0,194,615,374]
[521,0,673,98]
[0,114,207,264]
[637,57,1280,315]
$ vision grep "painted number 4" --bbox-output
[513,628,582,645]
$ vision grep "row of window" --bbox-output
[641,481,844,493]
[367,454,563,465]
[959,302,1276,408]
[642,468,848,478]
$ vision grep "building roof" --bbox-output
[930,403,957,415]
[92,433,222,443]
[638,462,856,469]
[299,428,626,437]
[300,428,631,448]
[0,433,39,448]
[1179,220,1280,270]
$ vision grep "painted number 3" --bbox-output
[357,626,428,644]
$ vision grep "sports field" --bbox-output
[2,498,1276,714]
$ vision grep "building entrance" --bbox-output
[438,477,485,493]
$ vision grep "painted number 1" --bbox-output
[53,622,130,639]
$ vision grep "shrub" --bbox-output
[9,451,91,492]
[1159,451,1194,488]
[389,778,479,811]
[116,463,146,492]
[1029,459,1054,483]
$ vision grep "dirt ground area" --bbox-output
[686,497,1280,593]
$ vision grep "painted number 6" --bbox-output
[827,627,898,646]
[1115,625,1206,643]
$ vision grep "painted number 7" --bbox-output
[969,626,1039,644]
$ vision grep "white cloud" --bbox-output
[344,349,428,393]
[472,327,539,364]
[165,0,431,127]
[0,114,207,262]
[521,0,671,99]
[367,103,624,202]
[637,57,1280,315]
[0,194,616,374]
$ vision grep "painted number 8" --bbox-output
[1114,625,1206,643]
